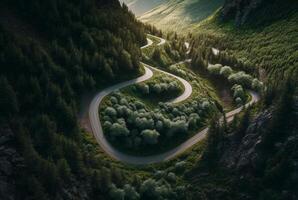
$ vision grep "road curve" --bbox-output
[141,38,153,49]
[147,65,192,103]
[148,34,166,46]
[88,35,260,165]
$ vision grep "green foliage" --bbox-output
[203,118,224,167]
[220,66,233,78]
[141,129,160,145]
[228,71,253,88]
[110,123,130,137]
[0,0,148,198]
[100,91,215,155]
[231,84,246,104]
[207,64,222,75]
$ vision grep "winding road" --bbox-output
[88,35,260,165]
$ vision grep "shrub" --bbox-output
[252,78,264,91]
[103,115,113,123]
[168,82,179,91]
[110,123,130,137]
[155,120,164,131]
[109,184,125,200]
[228,71,253,88]
[105,107,117,117]
[167,172,176,183]
[135,101,145,109]
[167,120,188,138]
[103,121,112,130]
[120,98,129,106]
[140,179,159,199]
[175,161,186,172]
[188,113,200,130]
[207,64,222,75]
[201,101,211,110]
[232,84,245,100]
[110,96,118,104]
[159,83,168,91]
[116,106,129,117]
[152,84,162,93]
[135,117,154,130]
[235,97,243,105]
[220,66,233,78]
[123,184,140,200]
[138,84,149,95]
[141,129,160,144]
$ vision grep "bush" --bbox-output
[103,121,112,130]
[120,98,129,106]
[109,184,125,200]
[110,123,130,137]
[175,161,186,172]
[116,106,130,117]
[228,71,253,88]
[123,184,140,200]
[155,120,164,131]
[138,84,149,95]
[152,84,162,93]
[135,117,154,130]
[232,84,245,100]
[135,101,145,109]
[201,100,211,110]
[220,66,233,78]
[110,96,118,104]
[105,107,117,117]
[140,179,159,199]
[167,172,176,183]
[141,129,160,144]
[235,97,243,105]
[188,113,200,130]
[252,78,264,91]
[207,64,222,75]
[167,120,188,138]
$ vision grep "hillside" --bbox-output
[0,0,297,199]
[119,0,167,16]
[188,0,298,84]
[0,0,147,199]
[180,1,298,199]
[139,0,224,33]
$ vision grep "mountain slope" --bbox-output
[0,0,147,199]
[188,0,298,83]
[181,1,298,199]
[139,0,224,32]
[119,0,167,16]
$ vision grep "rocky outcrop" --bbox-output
[220,0,264,26]
[221,0,298,26]
[0,126,24,200]
[220,110,272,173]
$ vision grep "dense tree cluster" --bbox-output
[189,34,257,76]
[101,92,215,151]
[107,166,188,200]
[205,63,263,104]
[231,84,246,105]
[136,75,183,98]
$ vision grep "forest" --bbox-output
[0,0,297,200]
[0,0,151,199]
